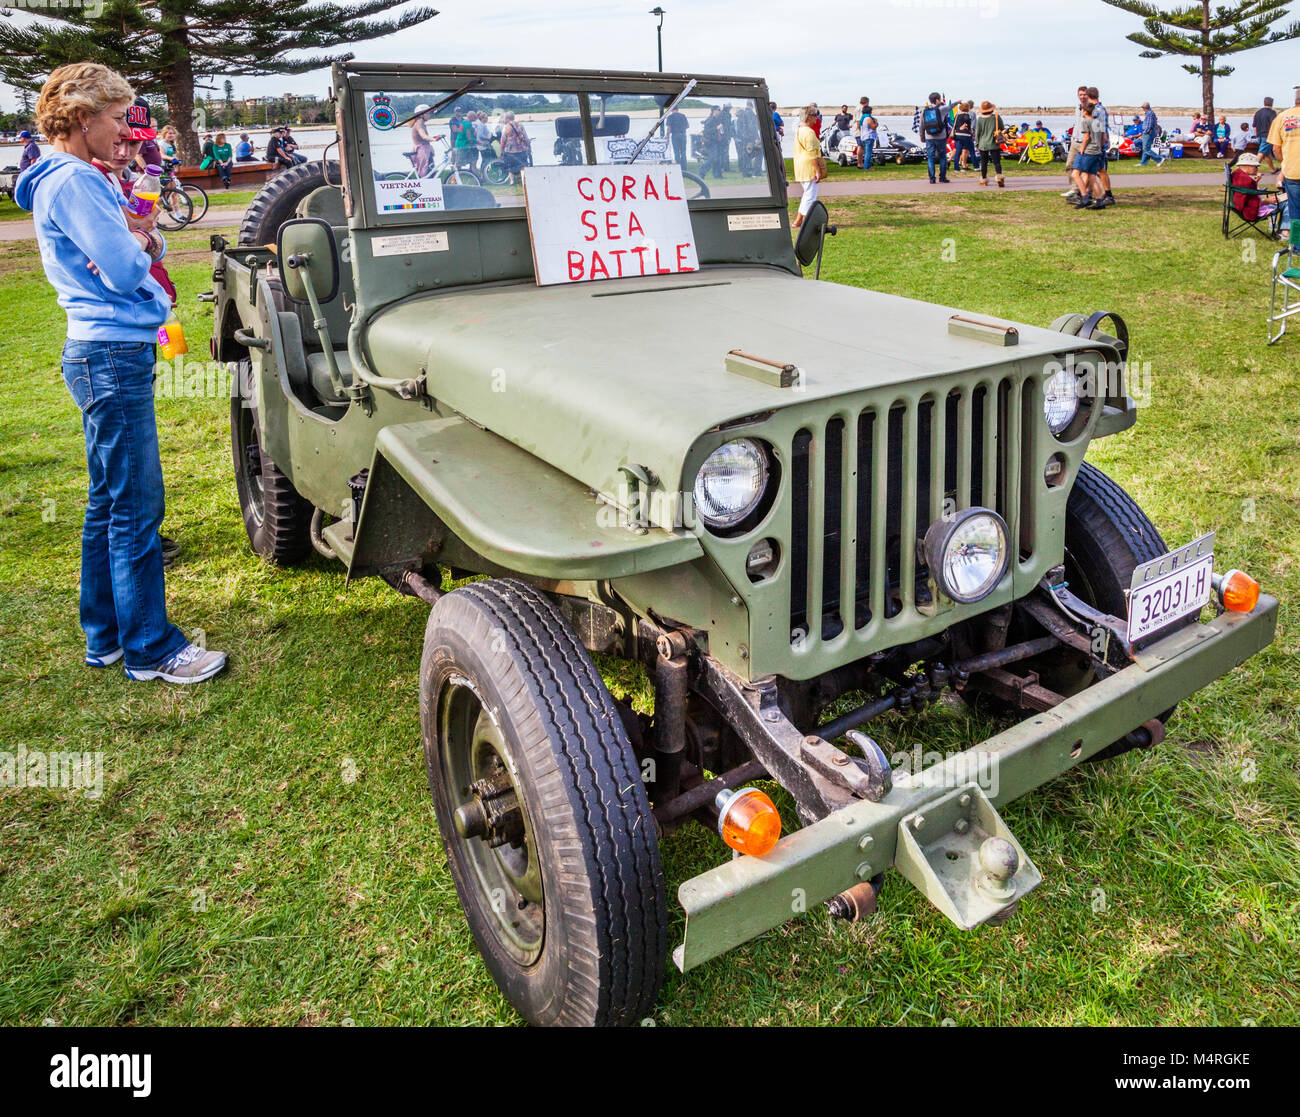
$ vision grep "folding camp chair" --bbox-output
[1223,163,1282,240]
[1268,222,1300,345]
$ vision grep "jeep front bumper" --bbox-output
[673,594,1278,972]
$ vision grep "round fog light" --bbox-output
[923,508,1010,604]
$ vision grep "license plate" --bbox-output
[1127,532,1215,642]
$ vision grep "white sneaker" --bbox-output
[1061,188,1079,199]
[126,642,228,684]
[85,647,124,668]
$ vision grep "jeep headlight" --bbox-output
[1043,362,1080,436]
[693,439,768,530]
[923,508,1010,604]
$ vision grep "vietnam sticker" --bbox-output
[374,177,445,213]
[368,93,396,130]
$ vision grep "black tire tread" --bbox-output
[427,579,666,1025]
[230,362,313,565]
[238,160,339,246]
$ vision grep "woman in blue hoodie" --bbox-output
[17,62,226,685]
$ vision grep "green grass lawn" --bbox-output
[0,187,1297,1026]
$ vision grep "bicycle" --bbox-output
[154,168,209,231]
[383,137,481,187]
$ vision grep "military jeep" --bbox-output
[207,62,1278,1026]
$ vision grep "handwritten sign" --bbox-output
[522,164,699,286]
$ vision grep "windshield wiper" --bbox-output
[391,78,486,130]
[626,79,697,165]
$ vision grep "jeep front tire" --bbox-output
[420,578,667,1026]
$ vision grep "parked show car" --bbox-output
[208,62,1278,1026]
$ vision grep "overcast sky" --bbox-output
[4,0,1298,113]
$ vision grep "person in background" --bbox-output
[666,104,688,166]
[1233,122,1252,154]
[1255,96,1278,173]
[1073,101,1108,209]
[1191,113,1213,156]
[14,62,225,684]
[18,129,41,170]
[409,106,434,178]
[158,125,181,170]
[829,104,852,150]
[771,102,784,140]
[1229,151,1281,224]
[452,110,475,169]
[791,104,825,229]
[1214,113,1232,158]
[499,111,531,186]
[719,104,735,173]
[234,132,254,161]
[734,102,761,177]
[1265,86,1300,235]
[1138,101,1163,166]
[266,126,294,172]
[1063,84,1089,201]
[856,99,878,170]
[198,132,216,169]
[281,126,307,164]
[808,103,822,138]
[952,101,975,172]
[473,111,494,175]
[698,106,726,180]
[1086,87,1114,205]
[127,98,160,173]
[919,91,951,184]
[974,100,1006,188]
[211,131,233,187]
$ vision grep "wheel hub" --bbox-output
[454,770,525,849]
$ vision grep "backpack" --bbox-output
[922,105,945,136]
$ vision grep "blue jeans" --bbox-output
[1281,178,1298,232]
[859,138,875,167]
[61,339,187,668]
[1138,133,1157,164]
[925,138,948,181]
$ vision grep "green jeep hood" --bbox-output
[363,267,1094,522]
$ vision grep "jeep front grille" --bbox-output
[789,376,1035,646]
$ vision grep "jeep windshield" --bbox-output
[346,68,780,222]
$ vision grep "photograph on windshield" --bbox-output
[363,87,774,212]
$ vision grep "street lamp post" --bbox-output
[649,7,665,72]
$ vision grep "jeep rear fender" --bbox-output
[349,418,703,581]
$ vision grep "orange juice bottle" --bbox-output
[131,164,163,216]
[158,312,188,359]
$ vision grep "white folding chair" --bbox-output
[1268,222,1300,345]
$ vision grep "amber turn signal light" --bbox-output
[1218,569,1261,613]
[716,787,782,857]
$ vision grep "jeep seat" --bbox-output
[306,349,355,404]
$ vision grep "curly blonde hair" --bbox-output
[35,62,134,140]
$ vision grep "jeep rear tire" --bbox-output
[230,360,313,564]
[238,160,341,246]
[420,578,667,1026]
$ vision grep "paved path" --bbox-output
[1,173,1227,242]
[0,204,245,243]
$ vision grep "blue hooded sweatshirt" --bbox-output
[15,151,170,342]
